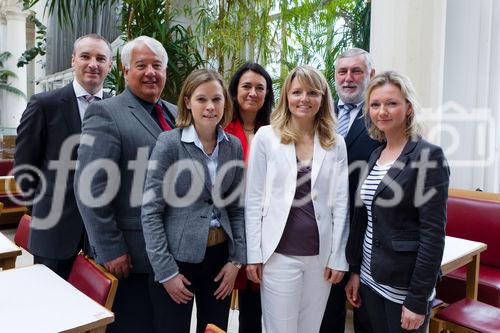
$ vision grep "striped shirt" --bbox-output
[359,161,409,304]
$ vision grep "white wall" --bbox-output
[371,0,500,192]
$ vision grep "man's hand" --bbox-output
[214,262,239,300]
[345,273,362,308]
[324,268,345,284]
[246,263,263,284]
[163,274,193,304]
[401,305,425,330]
[104,254,132,279]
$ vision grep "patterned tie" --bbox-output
[84,95,100,103]
[154,103,172,131]
[337,103,356,137]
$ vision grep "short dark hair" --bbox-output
[228,62,274,129]
[73,34,112,57]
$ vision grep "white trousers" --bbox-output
[261,253,332,333]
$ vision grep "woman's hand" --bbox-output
[246,263,263,283]
[162,274,193,304]
[345,273,362,308]
[401,306,425,330]
[324,268,345,284]
[213,262,240,300]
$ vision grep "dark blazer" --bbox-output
[334,102,381,217]
[14,82,101,259]
[141,128,246,281]
[74,88,177,273]
[346,137,450,314]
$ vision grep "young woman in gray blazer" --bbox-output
[141,69,246,333]
[345,71,450,333]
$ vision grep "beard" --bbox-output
[335,75,370,104]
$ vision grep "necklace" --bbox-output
[243,127,254,133]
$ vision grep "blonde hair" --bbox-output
[364,71,423,141]
[176,69,233,128]
[271,65,336,148]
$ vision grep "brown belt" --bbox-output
[207,227,227,247]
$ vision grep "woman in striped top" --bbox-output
[345,71,449,333]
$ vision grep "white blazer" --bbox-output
[245,125,350,270]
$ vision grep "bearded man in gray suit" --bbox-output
[75,36,176,333]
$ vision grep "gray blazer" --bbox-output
[141,128,246,282]
[75,88,177,273]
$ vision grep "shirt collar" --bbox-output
[338,99,364,109]
[181,124,228,145]
[127,88,160,114]
[73,80,104,99]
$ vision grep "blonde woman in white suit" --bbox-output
[245,65,350,333]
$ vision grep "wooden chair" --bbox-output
[431,298,500,333]
[0,175,28,225]
[68,253,118,311]
[205,323,226,333]
[14,214,31,251]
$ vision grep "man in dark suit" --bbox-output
[74,36,176,333]
[14,34,112,279]
[321,48,381,333]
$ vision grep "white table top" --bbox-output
[0,231,21,256]
[441,235,487,274]
[0,264,114,333]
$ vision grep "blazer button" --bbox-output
[316,213,321,220]
[312,193,318,201]
[206,198,213,205]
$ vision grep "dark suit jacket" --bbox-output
[14,82,102,259]
[74,88,177,273]
[142,128,246,281]
[334,102,381,216]
[346,137,450,314]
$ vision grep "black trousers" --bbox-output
[34,254,76,280]
[320,273,372,333]
[150,242,231,333]
[238,284,262,333]
[360,283,431,333]
[107,273,154,333]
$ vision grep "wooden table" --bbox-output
[441,236,487,300]
[0,264,114,332]
[0,231,21,269]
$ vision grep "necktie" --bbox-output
[337,103,355,137]
[84,95,100,103]
[154,103,172,131]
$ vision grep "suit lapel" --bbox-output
[60,84,82,134]
[123,89,162,139]
[216,138,233,193]
[373,139,418,198]
[311,134,326,188]
[344,108,365,148]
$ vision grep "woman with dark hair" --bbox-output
[225,62,274,332]
[226,62,274,161]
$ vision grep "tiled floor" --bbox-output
[1,225,353,333]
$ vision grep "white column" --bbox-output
[2,0,27,129]
[370,0,447,111]
[370,0,500,192]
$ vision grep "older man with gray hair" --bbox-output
[75,35,176,333]
[321,48,381,333]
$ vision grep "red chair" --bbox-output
[205,323,226,333]
[0,159,13,176]
[68,253,118,311]
[432,298,500,333]
[14,214,31,251]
